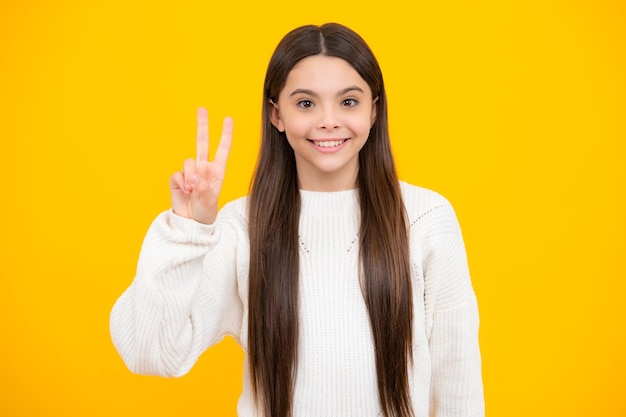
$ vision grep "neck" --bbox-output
[296,168,358,192]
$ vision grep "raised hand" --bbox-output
[169,107,233,224]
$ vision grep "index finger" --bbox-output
[196,107,209,162]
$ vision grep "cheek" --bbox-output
[349,113,375,136]
[282,123,309,151]
[283,117,311,139]
[284,132,299,150]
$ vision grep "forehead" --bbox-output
[282,54,371,95]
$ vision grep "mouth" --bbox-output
[309,139,347,148]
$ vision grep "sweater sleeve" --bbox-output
[420,199,484,417]
[109,203,246,377]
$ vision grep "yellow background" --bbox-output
[1,0,624,416]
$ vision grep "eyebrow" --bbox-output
[289,86,365,97]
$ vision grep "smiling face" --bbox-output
[270,54,378,191]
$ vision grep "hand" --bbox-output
[169,107,233,224]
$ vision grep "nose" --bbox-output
[317,106,340,130]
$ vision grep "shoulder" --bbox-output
[399,181,461,238]
[399,181,455,221]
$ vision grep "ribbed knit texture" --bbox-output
[110,182,484,417]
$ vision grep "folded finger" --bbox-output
[170,171,185,191]
[183,158,197,192]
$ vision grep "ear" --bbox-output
[370,96,379,127]
[269,100,285,132]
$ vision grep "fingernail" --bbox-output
[190,174,198,185]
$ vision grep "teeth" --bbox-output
[313,140,344,148]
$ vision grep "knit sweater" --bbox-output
[110,181,484,417]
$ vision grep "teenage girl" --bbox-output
[110,22,484,417]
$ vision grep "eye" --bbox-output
[341,98,358,107]
[297,99,314,109]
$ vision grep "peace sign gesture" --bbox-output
[169,108,233,224]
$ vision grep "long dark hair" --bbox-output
[248,23,414,417]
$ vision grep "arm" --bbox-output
[110,108,241,377]
[422,200,484,417]
[109,208,244,377]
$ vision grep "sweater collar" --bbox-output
[299,188,359,217]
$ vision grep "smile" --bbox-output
[311,139,346,148]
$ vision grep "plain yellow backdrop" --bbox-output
[1,0,624,416]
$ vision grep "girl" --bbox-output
[110,23,484,417]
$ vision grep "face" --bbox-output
[270,54,378,191]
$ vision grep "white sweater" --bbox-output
[110,182,484,417]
